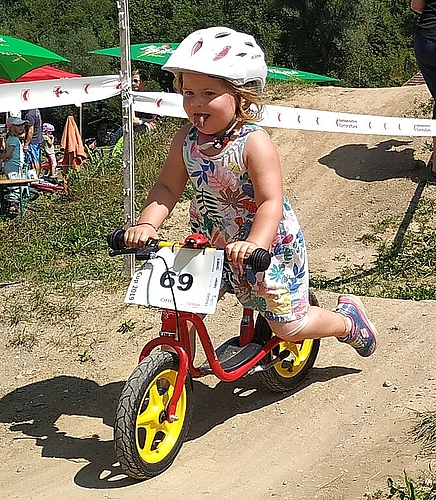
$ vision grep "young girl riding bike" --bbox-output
[124,26,377,357]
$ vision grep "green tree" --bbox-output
[0,0,119,77]
[0,0,423,101]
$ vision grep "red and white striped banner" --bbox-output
[1,80,434,137]
[0,75,121,112]
[134,91,436,137]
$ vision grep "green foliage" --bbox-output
[117,319,136,334]
[7,329,38,351]
[0,160,124,286]
[335,1,417,87]
[413,411,436,456]
[385,471,436,499]
[0,118,183,287]
[0,0,423,102]
[134,117,193,207]
[141,0,419,88]
[0,0,119,77]
[77,349,94,363]
[311,197,436,300]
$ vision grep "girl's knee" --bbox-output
[266,315,308,341]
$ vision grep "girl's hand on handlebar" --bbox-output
[226,241,258,265]
[124,225,157,248]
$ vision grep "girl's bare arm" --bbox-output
[226,130,284,264]
[411,0,426,13]
[124,125,190,248]
[1,145,14,161]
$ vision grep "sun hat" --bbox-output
[6,117,28,127]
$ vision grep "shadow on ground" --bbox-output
[0,364,360,489]
[319,139,428,182]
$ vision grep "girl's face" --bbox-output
[9,124,24,136]
[181,72,237,136]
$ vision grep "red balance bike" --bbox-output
[108,229,320,480]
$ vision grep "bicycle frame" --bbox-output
[107,230,314,425]
[138,307,281,422]
[110,229,321,480]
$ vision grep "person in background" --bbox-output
[110,69,161,146]
[1,117,28,179]
[24,108,43,177]
[0,128,5,154]
[42,122,57,177]
[131,69,161,132]
[411,0,436,177]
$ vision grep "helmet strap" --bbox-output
[197,121,239,151]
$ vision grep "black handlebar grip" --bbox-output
[107,228,126,250]
[245,247,271,273]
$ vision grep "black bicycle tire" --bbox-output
[255,289,320,392]
[114,351,194,480]
[55,151,64,162]
[28,187,40,202]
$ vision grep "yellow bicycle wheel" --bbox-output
[255,290,320,392]
[114,352,193,479]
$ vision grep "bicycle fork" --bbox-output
[138,310,194,423]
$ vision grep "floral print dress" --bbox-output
[183,123,309,322]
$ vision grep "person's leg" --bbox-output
[270,305,346,340]
[34,143,41,176]
[414,35,436,175]
[432,137,436,176]
[26,146,38,177]
[268,295,377,357]
[27,144,41,176]
[162,290,227,359]
[49,153,57,176]
[161,316,202,359]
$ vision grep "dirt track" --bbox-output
[1,84,436,499]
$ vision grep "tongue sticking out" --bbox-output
[194,114,208,128]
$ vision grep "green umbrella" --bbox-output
[0,35,69,81]
[90,43,177,65]
[267,66,339,83]
[90,43,338,83]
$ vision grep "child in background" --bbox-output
[42,122,57,177]
[1,117,28,179]
[124,27,377,357]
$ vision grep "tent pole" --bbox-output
[78,104,82,138]
[117,0,135,277]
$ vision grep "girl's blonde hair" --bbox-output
[173,73,264,123]
[7,124,23,137]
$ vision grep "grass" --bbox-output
[414,411,436,457]
[365,471,436,499]
[0,118,187,288]
[363,412,436,499]
[117,318,136,335]
[7,329,38,351]
[310,196,436,301]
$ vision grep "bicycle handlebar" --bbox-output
[107,228,271,273]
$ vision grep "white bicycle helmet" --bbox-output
[162,27,267,91]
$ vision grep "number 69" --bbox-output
[160,271,193,291]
